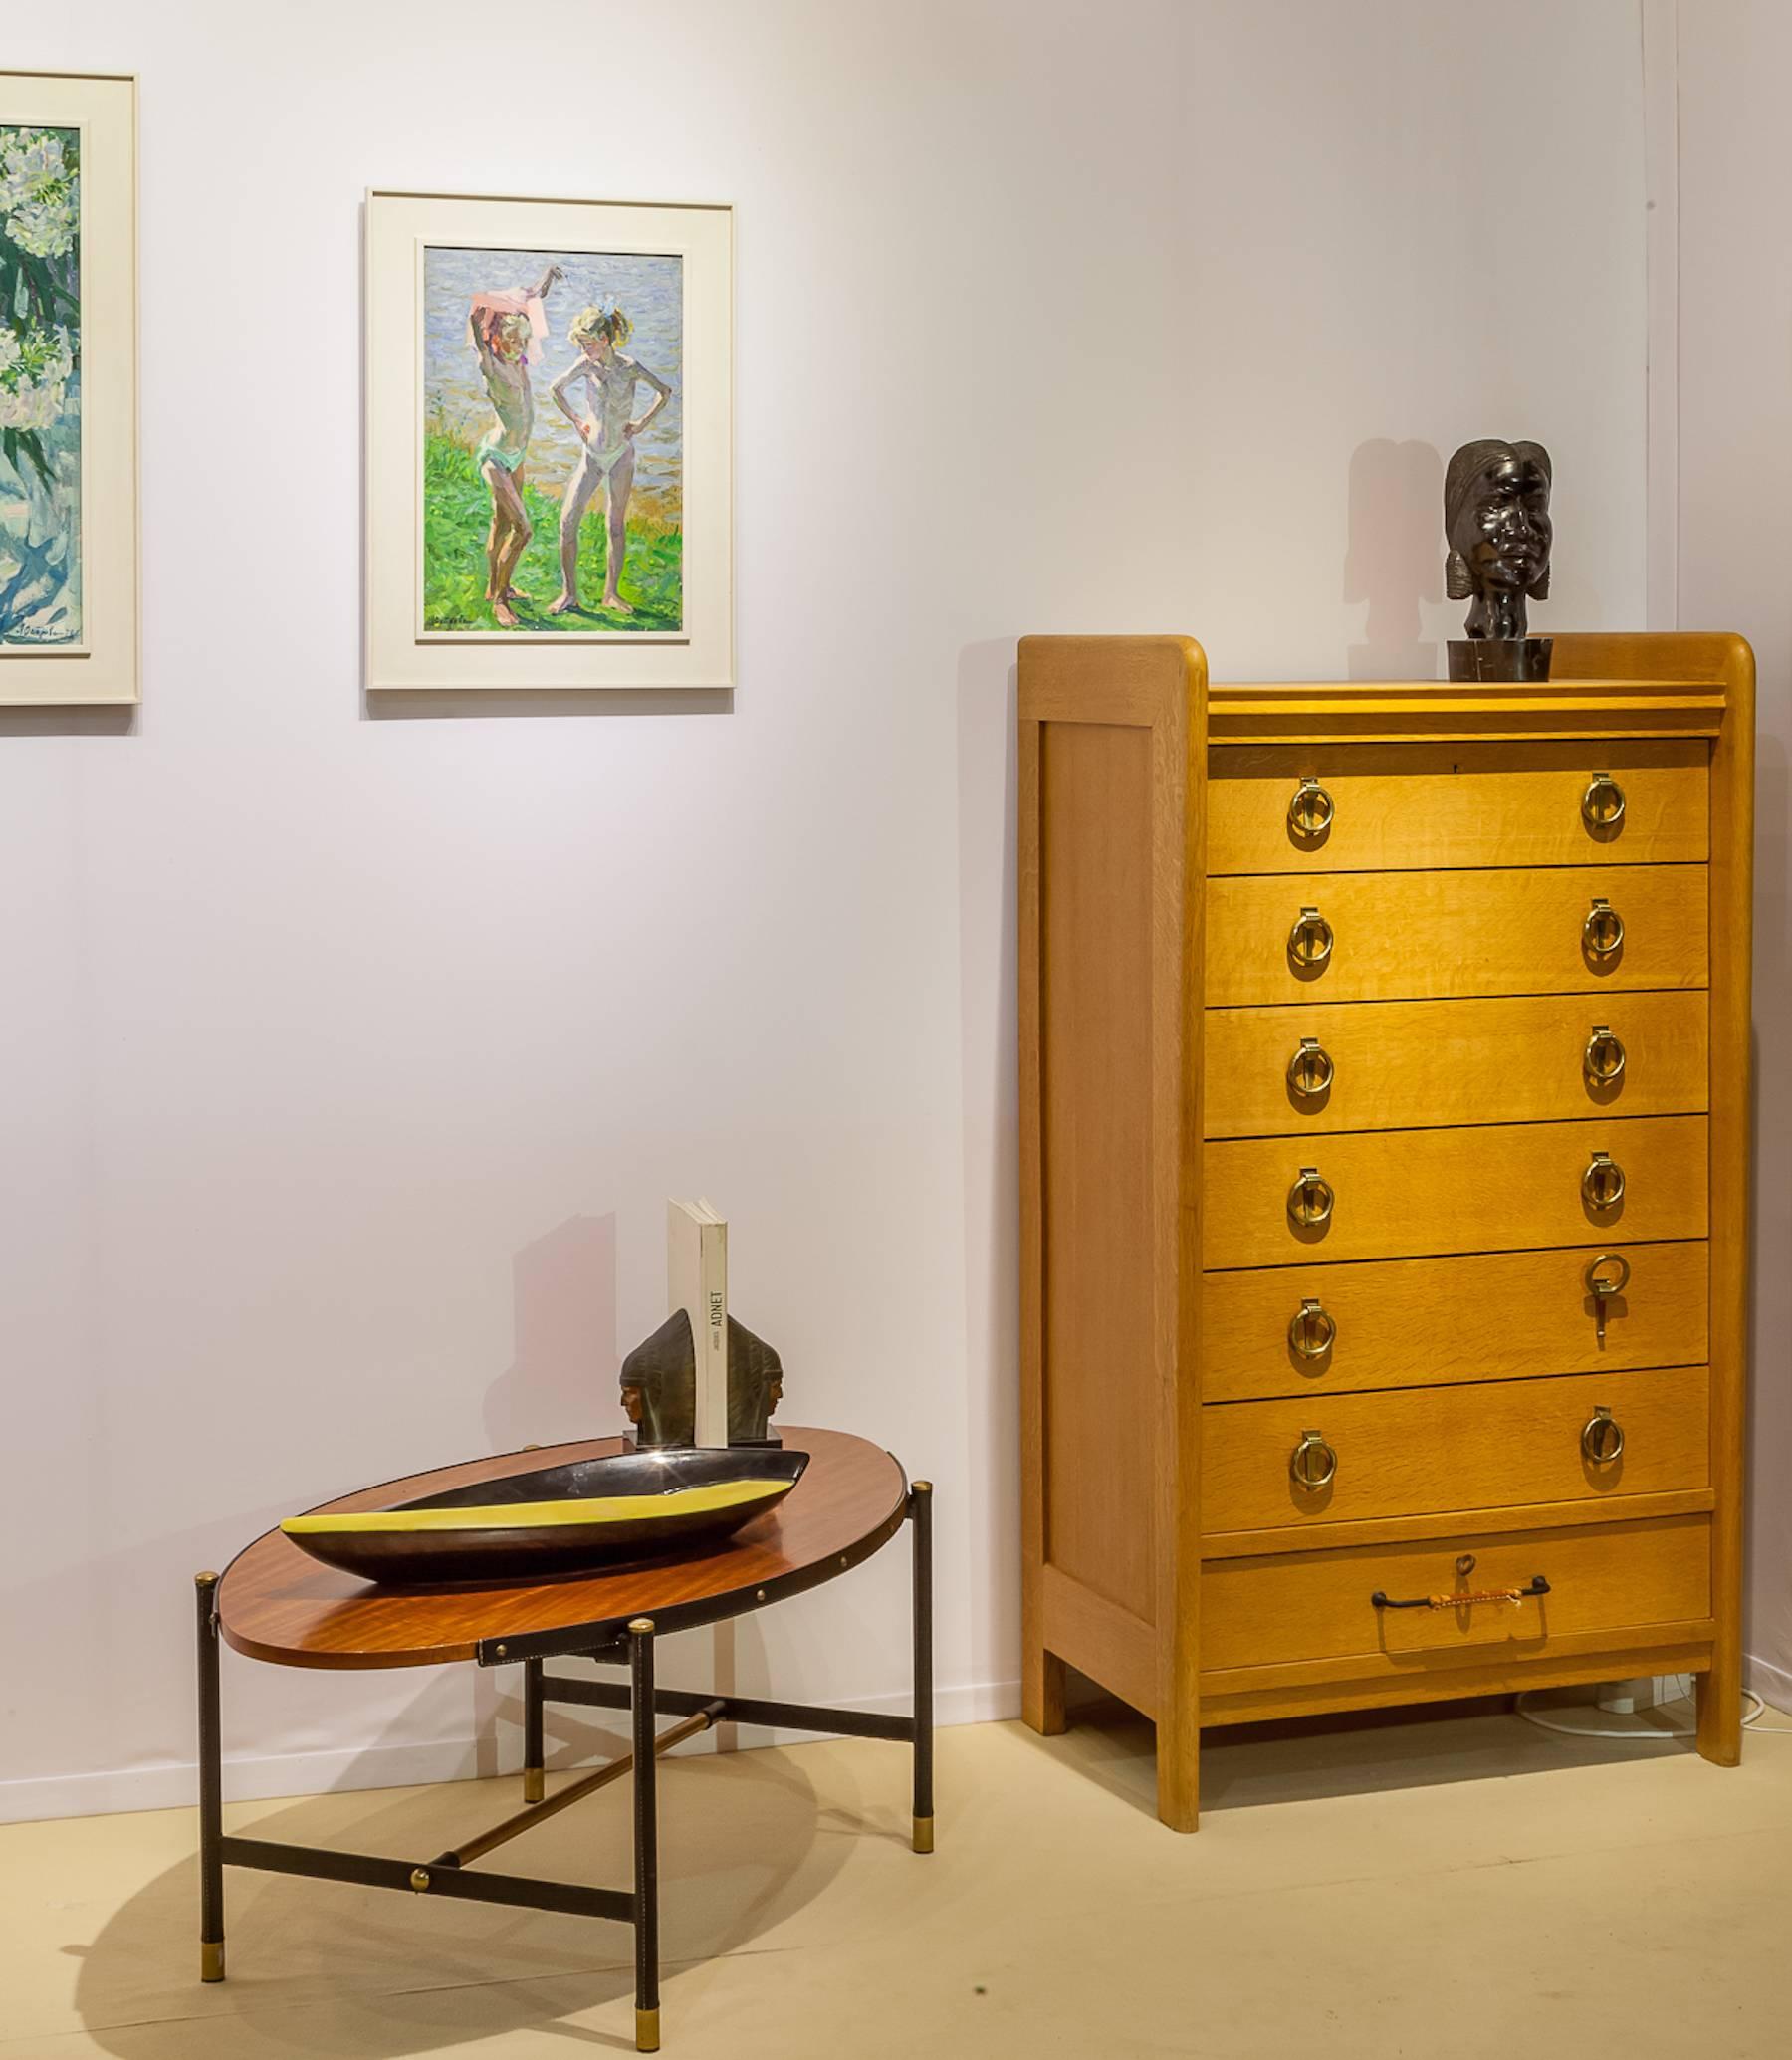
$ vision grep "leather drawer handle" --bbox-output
[1372,1575,1550,1612]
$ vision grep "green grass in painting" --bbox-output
[421,432,682,633]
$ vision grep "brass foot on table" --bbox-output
[522,1767,545,1804]
[912,1814,935,1855]
[200,1940,226,1983]
[636,2004,661,2052]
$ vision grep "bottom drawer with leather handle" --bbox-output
[1200,1514,1711,1677]
[1202,1363,1709,1537]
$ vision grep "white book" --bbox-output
[668,1197,728,1446]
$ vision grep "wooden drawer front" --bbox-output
[1207,740,1708,875]
[1202,1365,1710,1536]
[1206,864,1707,1007]
[1203,1115,1708,1269]
[1200,1515,1711,1675]
[1204,991,1708,1138]
[1202,1242,1709,1403]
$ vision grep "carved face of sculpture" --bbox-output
[619,1381,644,1427]
[1444,438,1553,642]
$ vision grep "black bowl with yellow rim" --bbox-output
[281,1446,808,1586]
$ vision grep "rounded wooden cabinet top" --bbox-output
[217,1427,910,1670]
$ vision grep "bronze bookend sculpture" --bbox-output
[619,1311,784,1449]
[1444,437,1553,681]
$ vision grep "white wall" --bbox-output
[0,0,1650,1822]
[1675,0,1792,1707]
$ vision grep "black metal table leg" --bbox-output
[911,1481,934,1854]
[630,1618,660,2053]
[195,1572,226,1982]
[522,1655,545,1804]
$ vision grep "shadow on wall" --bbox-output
[1744,726,1789,1678]
[483,1213,619,1452]
[1344,438,1444,680]
[955,642,1021,1694]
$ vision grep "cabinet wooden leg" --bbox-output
[1156,1708,1200,1833]
[1023,1644,1067,1736]
[1696,1665,1743,1767]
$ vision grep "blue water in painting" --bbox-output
[422,244,682,510]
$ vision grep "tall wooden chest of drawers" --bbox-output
[1017,631,1753,1831]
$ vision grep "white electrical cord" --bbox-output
[1515,1684,1792,1740]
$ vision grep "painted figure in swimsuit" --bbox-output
[549,304,672,616]
[467,262,562,626]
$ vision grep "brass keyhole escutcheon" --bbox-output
[1288,1167,1335,1227]
[1582,1404,1625,1466]
[1582,772,1627,830]
[1287,776,1335,839]
[1583,897,1625,959]
[1456,1553,1477,1579]
[1289,1429,1337,1489]
[1582,1151,1626,1210]
[1288,1297,1336,1359]
[1287,905,1334,970]
[1585,1025,1627,1084]
[1287,1036,1335,1097]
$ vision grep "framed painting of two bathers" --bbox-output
[0,70,138,706]
[364,189,733,693]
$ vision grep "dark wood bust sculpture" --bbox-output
[619,1311,784,1449]
[1445,437,1553,680]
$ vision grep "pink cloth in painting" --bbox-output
[471,288,548,364]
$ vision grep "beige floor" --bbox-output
[6,1693,1791,2059]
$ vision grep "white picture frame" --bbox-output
[0,70,138,706]
[364,189,733,693]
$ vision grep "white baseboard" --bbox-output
[0,1677,1023,1827]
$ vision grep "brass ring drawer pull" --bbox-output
[1584,1025,1627,1084]
[1582,1404,1625,1465]
[1582,773,1627,830]
[1288,1297,1336,1358]
[1288,1167,1334,1227]
[1583,897,1625,959]
[1582,1150,1625,1210]
[1288,905,1334,969]
[1287,777,1335,838]
[1289,1429,1337,1489]
[1287,1036,1335,1096]
[1585,1251,1631,1296]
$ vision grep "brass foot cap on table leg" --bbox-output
[523,1767,546,1804]
[635,2005,661,2051]
[912,1814,935,1854]
[200,1941,226,1982]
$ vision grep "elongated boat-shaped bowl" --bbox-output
[281,1446,810,1586]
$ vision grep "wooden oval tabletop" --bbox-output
[217,1428,910,1671]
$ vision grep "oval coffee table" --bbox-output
[195,1427,932,2052]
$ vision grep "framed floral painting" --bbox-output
[364,190,732,692]
[0,70,137,705]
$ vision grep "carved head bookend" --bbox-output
[1444,437,1553,641]
[617,1309,784,1448]
[619,1309,697,1448]
[726,1317,784,1446]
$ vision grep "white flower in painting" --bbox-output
[6,190,78,259]
[0,127,78,259]
[0,323,74,431]
[0,129,65,202]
